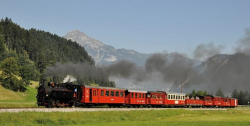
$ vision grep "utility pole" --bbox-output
[181,82,183,93]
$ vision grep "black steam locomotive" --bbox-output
[36,81,77,108]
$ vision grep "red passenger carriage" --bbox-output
[185,97,203,108]
[221,97,231,107]
[198,95,213,107]
[165,93,186,107]
[76,85,126,106]
[212,96,222,107]
[125,90,147,107]
[230,98,238,108]
[146,91,165,107]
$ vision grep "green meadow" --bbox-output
[0,108,250,126]
[0,80,38,108]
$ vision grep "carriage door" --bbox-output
[76,86,82,102]
[89,89,92,102]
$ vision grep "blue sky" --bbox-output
[1,0,250,56]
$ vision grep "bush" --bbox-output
[1,76,27,92]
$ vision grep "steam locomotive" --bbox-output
[36,81,77,108]
[37,81,238,108]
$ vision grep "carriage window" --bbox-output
[205,98,211,101]
[111,91,114,96]
[173,95,176,99]
[139,93,141,98]
[168,95,170,99]
[152,95,156,99]
[147,94,150,98]
[116,91,119,97]
[142,94,144,98]
[183,96,185,100]
[101,90,104,96]
[120,91,124,97]
[106,90,109,96]
[159,95,162,99]
[93,90,96,96]
[132,93,134,98]
[135,93,137,98]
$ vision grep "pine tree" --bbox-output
[196,90,204,96]
[191,89,196,98]
[216,88,224,97]
[238,91,245,105]
[203,90,208,95]
[0,34,6,61]
[231,89,239,99]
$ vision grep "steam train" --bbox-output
[36,82,238,108]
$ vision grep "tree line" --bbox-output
[0,17,115,92]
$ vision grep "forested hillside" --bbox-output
[0,17,114,92]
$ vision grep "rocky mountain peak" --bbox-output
[67,29,86,36]
[64,30,104,49]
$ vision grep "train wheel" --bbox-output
[48,99,54,108]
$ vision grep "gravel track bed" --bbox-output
[0,108,227,113]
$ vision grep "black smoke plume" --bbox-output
[193,42,225,61]
[235,28,250,56]
[44,53,196,91]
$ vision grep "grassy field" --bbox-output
[0,81,38,108]
[0,108,250,126]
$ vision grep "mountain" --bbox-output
[63,30,202,67]
[64,30,149,66]
[174,53,250,93]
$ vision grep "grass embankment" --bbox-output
[0,81,38,108]
[0,109,250,126]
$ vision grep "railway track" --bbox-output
[0,107,228,113]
